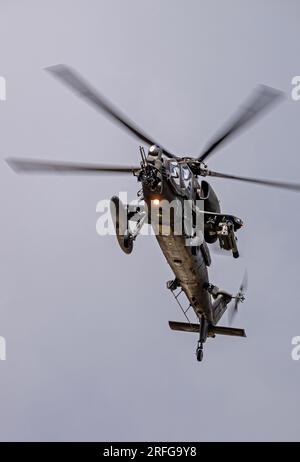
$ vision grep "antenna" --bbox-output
[139,146,147,167]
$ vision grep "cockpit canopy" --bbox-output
[168,160,193,195]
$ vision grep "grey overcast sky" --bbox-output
[0,0,300,442]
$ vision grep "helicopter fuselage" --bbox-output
[141,155,214,323]
[8,65,293,362]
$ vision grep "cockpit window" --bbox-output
[182,165,191,181]
[182,165,192,188]
[170,162,181,186]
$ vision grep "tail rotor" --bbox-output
[228,270,248,325]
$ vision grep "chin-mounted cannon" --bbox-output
[135,145,163,193]
[138,165,162,192]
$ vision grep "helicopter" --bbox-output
[6,65,300,362]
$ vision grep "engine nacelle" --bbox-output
[199,180,221,213]
[198,180,221,243]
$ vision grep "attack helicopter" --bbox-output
[7,65,300,362]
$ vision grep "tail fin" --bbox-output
[212,293,232,324]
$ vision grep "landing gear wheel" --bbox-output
[166,279,180,291]
[123,232,134,252]
[196,348,203,362]
[110,196,133,255]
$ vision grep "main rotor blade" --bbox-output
[6,158,139,175]
[46,64,175,158]
[199,85,283,162]
[207,169,300,192]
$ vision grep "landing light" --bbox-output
[153,199,160,206]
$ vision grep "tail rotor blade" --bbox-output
[240,270,248,293]
[228,270,248,325]
[228,304,237,326]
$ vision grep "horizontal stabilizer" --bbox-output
[169,321,199,333]
[169,321,246,338]
[209,325,246,338]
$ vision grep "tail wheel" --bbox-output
[196,348,204,362]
